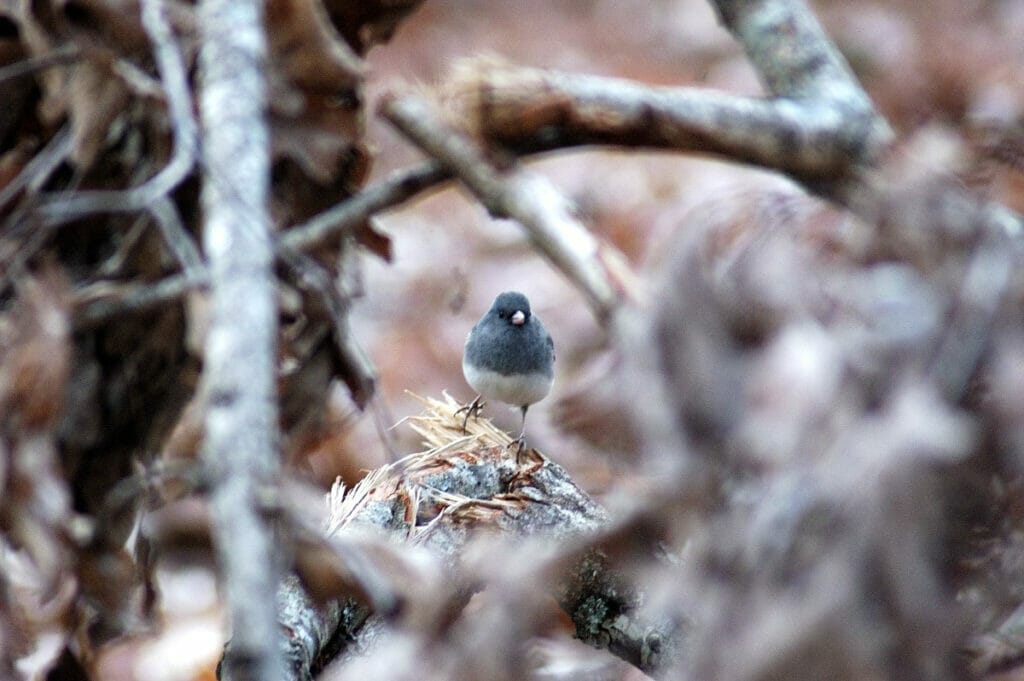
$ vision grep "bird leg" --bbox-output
[455,394,486,433]
[515,405,528,464]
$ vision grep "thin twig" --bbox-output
[67,162,452,327]
[379,93,638,321]
[1,13,190,296]
[111,56,167,99]
[278,247,377,406]
[0,126,74,297]
[150,196,205,278]
[279,162,451,253]
[0,125,73,215]
[36,0,198,222]
[0,44,80,85]
[72,271,209,329]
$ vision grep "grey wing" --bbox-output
[547,333,555,362]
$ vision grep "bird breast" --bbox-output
[462,361,553,407]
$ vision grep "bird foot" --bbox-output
[455,395,486,433]
[514,431,526,465]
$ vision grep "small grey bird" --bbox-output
[462,291,555,455]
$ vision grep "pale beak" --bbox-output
[511,310,526,326]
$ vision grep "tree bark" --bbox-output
[272,395,681,681]
[196,0,282,679]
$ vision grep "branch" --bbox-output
[67,161,451,328]
[5,0,206,310]
[431,7,1022,248]
[196,0,282,678]
[443,58,889,181]
[0,43,80,85]
[151,196,205,278]
[278,162,450,253]
[438,0,896,184]
[379,93,639,321]
[0,126,74,298]
[0,125,73,215]
[70,91,639,327]
[706,0,1023,239]
[71,271,208,330]
[277,247,377,407]
[711,0,876,106]
[36,0,198,223]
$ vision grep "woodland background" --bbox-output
[2,0,1024,680]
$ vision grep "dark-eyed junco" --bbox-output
[461,291,555,456]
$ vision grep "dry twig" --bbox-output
[36,0,198,223]
[379,93,639,321]
[67,162,453,328]
[279,162,451,253]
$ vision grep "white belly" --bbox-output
[463,362,553,407]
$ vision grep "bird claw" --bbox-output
[514,434,526,465]
[455,395,486,433]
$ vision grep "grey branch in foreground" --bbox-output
[274,395,680,681]
[196,0,283,679]
[379,93,639,322]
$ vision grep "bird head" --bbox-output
[490,291,532,327]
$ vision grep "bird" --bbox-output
[461,291,555,458]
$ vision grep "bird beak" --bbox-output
[511,310,526,326]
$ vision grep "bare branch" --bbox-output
[35,0,198,223]
[0,125,73,215]
[66,162,450,328]
[437,0,896,185]
[445,59,887,181]
[196,0,282,678]
[277,247,377,407]
[432,9,1023,250]
[379,93,639,321]
[150,196,205,278]
[711,0,875,105]
[71,271,208,330]
[0,127,74,297]
[279,162,450,253]
[0,44,80,85]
